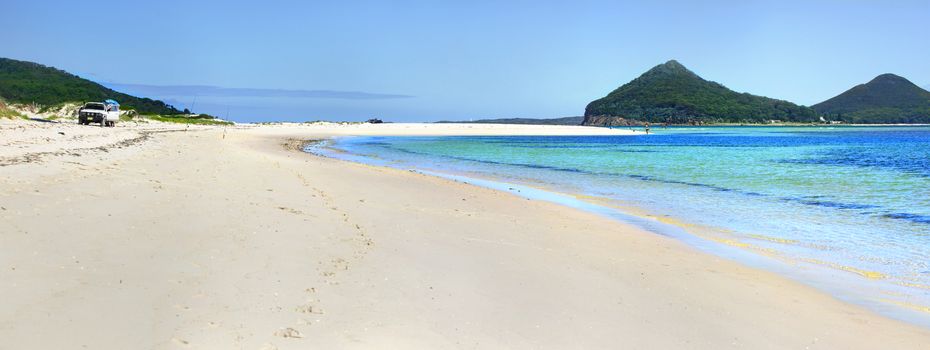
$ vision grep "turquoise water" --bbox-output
[309,126,930,326]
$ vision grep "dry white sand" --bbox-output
[1,120,929,349]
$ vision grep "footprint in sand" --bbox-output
[294,287,323,316]
[332,257,349,271]
[273,327,303,338]
[294,303,322,314]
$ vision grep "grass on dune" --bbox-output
[0,103,26,119]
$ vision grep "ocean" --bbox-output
[307,126,930,326]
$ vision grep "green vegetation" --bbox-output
[584,60,818,124]
[0,57,181,115]
[0,102,25,119]
[812,74,930,124]
[147,114,233,125]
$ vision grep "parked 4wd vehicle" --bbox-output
[79,99,120,127]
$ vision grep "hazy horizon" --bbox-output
[6,0,930,122]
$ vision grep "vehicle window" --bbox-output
[84,103,105,110]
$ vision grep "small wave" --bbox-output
[882,213,930,224]
[779,197,879,210]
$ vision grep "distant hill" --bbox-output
[0,57,181,115]
[437,116,583,125]
[583,60,817,125]
[812,74,930,124]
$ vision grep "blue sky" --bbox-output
[4,0,929,122]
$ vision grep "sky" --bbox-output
[4,0,929,122]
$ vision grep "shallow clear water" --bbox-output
[310,126,930,326]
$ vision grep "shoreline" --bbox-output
[2,120,929,348]
[309,135,930,329]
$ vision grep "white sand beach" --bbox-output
[2,120,929,349]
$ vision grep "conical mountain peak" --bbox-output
[583,60,815,124]
[869,73,912,85]
[660,59,686,70]
[640,59,698,78]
